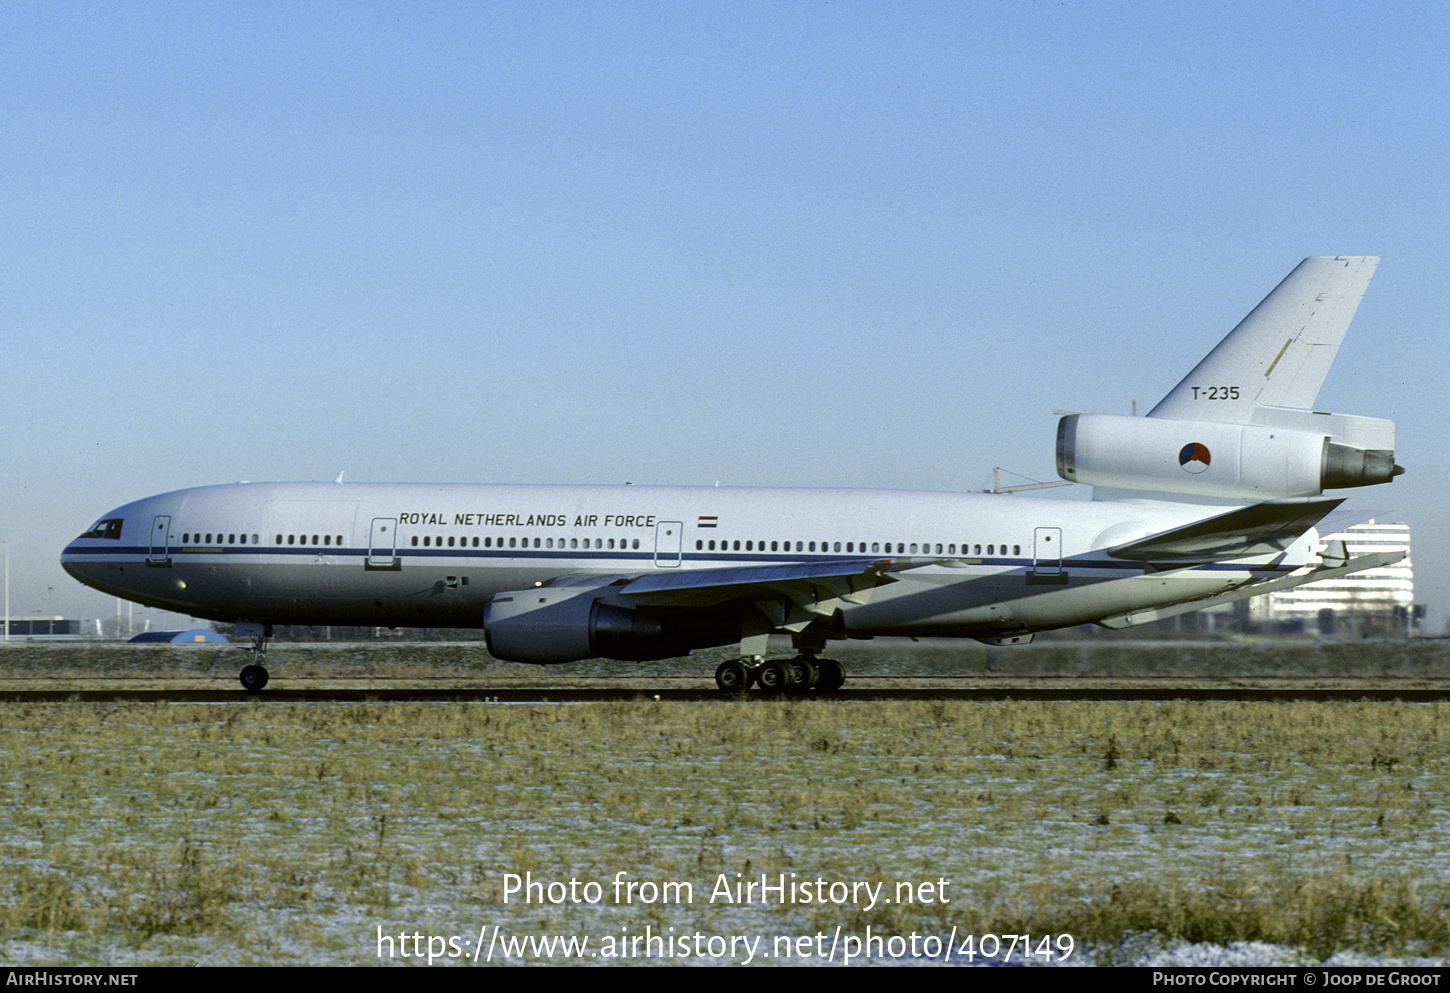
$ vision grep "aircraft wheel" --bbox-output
[240,664,270,692]
[715,659,751,695]
[788,657,818,690]
[815,658,844,692]
[755,658,795,695]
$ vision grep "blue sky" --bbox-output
[4,1,1447,631]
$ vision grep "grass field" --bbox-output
[2,641,1449,966]
[4,635,1450,686]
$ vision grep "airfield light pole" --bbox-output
[4,540,9,643]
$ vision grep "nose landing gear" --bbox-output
[234,621,272,692]
[240,657,269,692]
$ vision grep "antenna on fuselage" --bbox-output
[991,467,1072,494]
[1054,398,1138,417]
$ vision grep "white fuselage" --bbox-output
[61,481,1317,642]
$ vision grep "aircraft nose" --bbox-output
[62,511,132,592]
[61,539,109,591]
[61,543,92,584]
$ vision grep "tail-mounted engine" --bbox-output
[1056,408,1400,500]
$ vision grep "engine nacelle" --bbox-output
[483,587,736,664]
[1056,410,1399,500]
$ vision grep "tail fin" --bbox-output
[1057,256,1400,502]
[1148,256,1379,423]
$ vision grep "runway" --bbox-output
[4,678,1450,703]
[5,639,1450,703]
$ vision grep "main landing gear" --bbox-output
[235,621,271,692]
[714,652,845,696]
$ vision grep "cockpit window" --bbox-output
[80,518,124,540]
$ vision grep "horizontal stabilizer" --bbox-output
[1108,498,1343,561]
[1312,508,1387,538]
[1097,548,1405,629]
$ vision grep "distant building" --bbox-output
[4,619,82,639]
[1253,520,1415,635]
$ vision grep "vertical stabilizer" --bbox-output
[1060,256,1400,502]
[1148,256,1378,423]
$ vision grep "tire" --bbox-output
[755,658,794,695]
[816,658,844,691]
[715,659,750,694]
[789,657,818,690]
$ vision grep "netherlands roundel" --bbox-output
[1179,442,1211,474]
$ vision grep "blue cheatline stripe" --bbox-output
[62,542,1302,577]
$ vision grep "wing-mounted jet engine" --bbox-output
[483,584,739,664]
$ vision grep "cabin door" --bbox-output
[654,521,683,567]
[1033,527,1062,576]
[147,516,171,565]
[367,518,400,570]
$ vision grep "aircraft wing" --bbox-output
[493,558,911,661]
[611,557,900,609]
[539,557,909,643]
[1108,498,1345,561]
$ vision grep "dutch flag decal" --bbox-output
[697,516,718,528]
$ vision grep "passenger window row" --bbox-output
[692,539,1023,556]
[175,531,1025,557]
[180,533,261,545]
[409,535,643,550]
[178,532,341,546]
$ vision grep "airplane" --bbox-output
[62,256,1404,694]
